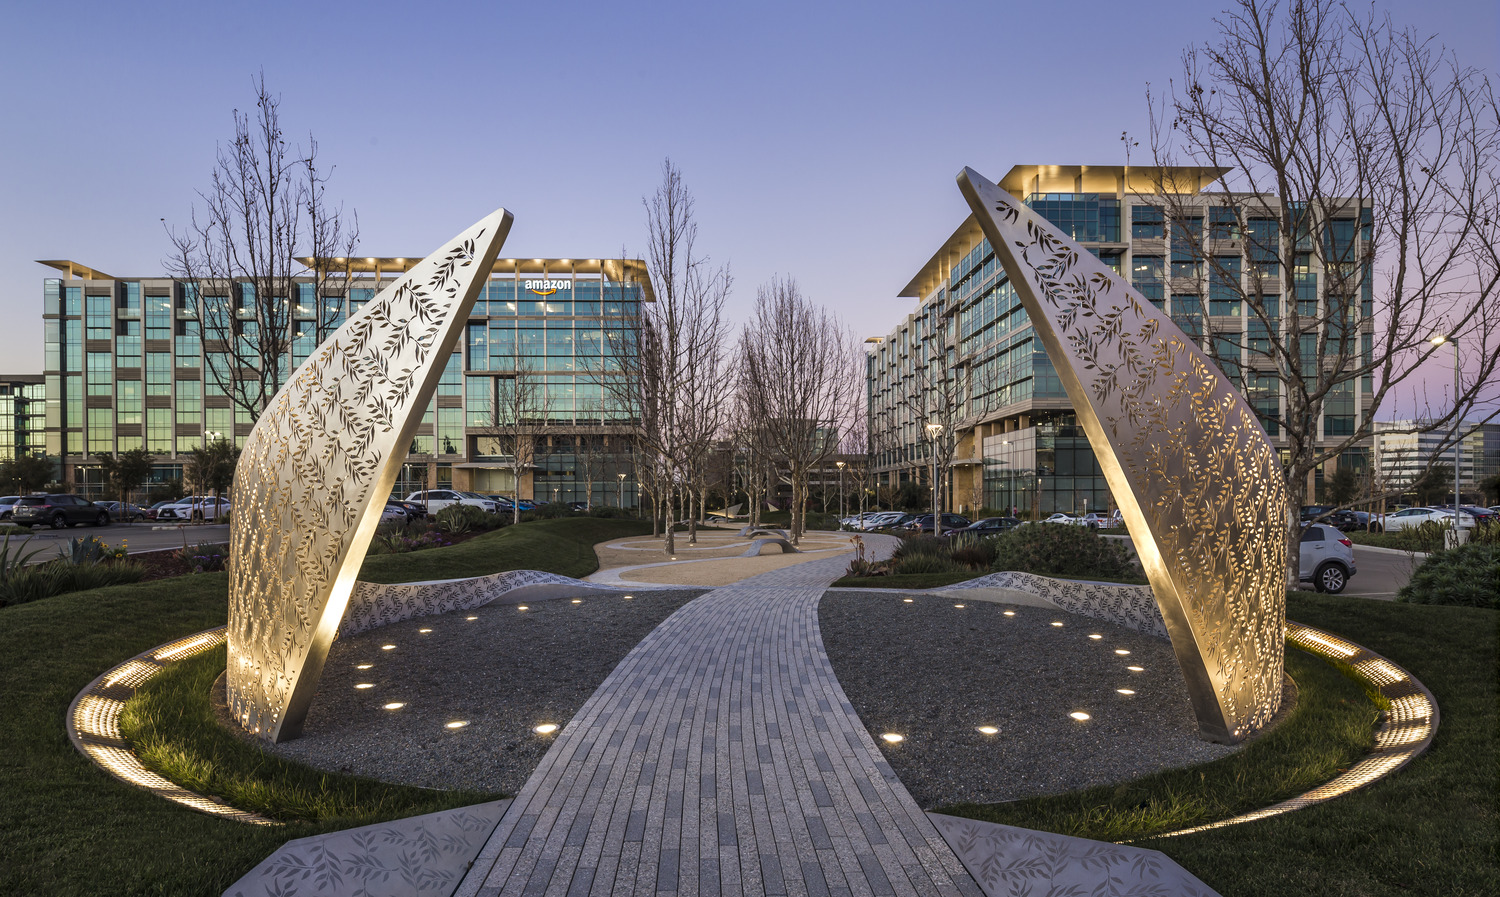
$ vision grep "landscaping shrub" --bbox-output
[367,524,451,555]
[890,552,968,575]
[59,536,107,565]
[1398,543,1499,608]
[434,503,489,534]
[530,502,575,519]
[173,542,228,573]
[991,523,1142,581]
[0,559,146,607]
[588,506,631,518]
[948,533,999,570]
[891,536,950,562]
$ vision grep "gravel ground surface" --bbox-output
[820,590,1241,809]
[265,587,707,795]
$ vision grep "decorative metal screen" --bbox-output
[958,168,1285,742]
[226,209,513,742]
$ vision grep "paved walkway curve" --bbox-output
[456,549,982,897]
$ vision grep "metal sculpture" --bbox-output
[958,168,1286,742]
[226,209,513,742]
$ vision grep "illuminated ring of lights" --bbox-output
[1153,621,1439,839]
[66,625,276,825]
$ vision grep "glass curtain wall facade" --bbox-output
[0,375,46,465]
[868,165,1375,517]
[39,259,647,505]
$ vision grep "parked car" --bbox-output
[906,513,972,535]
[143,499,178,521]
[1041,513,1088,527]
[404,489,502,514]
[952,516,1020,536]
[11,493,111,529]
[390,499,428,521]
[1457,506,1496,524]
[1379,506,1475,532]
[380,502,409,524]
[0,495,19,520]
[1299,505,1337,522]
[156,496,232,522]
[96,501,147,522]
[1299,523,1356,593]
[1079,512,1111,529]
[567,501,589,512]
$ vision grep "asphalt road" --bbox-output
[10,521,229,564]
[1343,544,1422,601]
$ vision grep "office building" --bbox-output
[867,164,1376,516]
[0,374,45,464]
[37,257,650,504]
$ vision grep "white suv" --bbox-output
[1299,523,1357,593]
[404,489,502,514]
[156,496,232,522]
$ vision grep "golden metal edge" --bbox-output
[1146,621,1439,839]
[64,625,277,825]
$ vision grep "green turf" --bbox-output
[122,646,494,822]
[941,594,1496,896]
[357,516,651,583]
[0,517,649,896]
[937,645,1380,840]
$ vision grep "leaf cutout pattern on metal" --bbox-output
[958,168,1285,742]
[226,209,512,743]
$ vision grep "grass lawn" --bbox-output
[943,593,1496,896]
[0,517,648,896]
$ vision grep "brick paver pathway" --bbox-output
[456,550,980,897]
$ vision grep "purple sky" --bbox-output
[2,0,1495,417]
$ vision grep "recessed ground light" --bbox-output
[381,644,396,651]
[1003,610,1015,616]
[1051,622,1064,627]
[880,733,904,743]
[419,628,432,633]
[356,664,373,670]
[1088,634,1103,640]
[1070,712,1091,721]
[1127,665,1144,672]
[466,615,478,621]
[953,604,965,608]
[446,721,469,729]
[517,605,528,611]
[976,726,999,735]
[623,594,633,599]
[571,599,582,604]
[355,683,374,689]
[383,702,405,710]
[534,724,559,734]
[1115,649,1131,655]
[903,598,913,603]
[1117,689,1136,695]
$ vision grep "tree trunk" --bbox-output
[665,486,677,556]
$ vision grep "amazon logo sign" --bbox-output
[524,279,572,296]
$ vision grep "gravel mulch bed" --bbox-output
[819,590,1241,809]
[266,588,707,795]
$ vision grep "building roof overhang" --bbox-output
[897,164,1230,300]
[296,256,656,303]
[36,260,114,280]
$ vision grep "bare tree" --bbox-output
[606,160,733,556]
[481,365,547,524]
[739,276,860,543]
[1150,0,1500,585]
[165,73,359,423]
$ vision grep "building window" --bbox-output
[116,320,142,368]
[116,380,142,425]
[205,406,232,438]
[64,284,83,316]
[1209,206,1241,240]
[176,379,201,424]
[175,320,201,368]
[64,320,82,372]
[436,406,463,455]
[145,294,173,340]
[147,407,172,453]
[1247,217,1279,276]
[146,353,172,395]
[1209,257,1242,316]
[1131,205,1165,239]
[438,353,462,396]
[87,407,113,455]
[86,295,113,340]
[87,353,112,396]
[466,376,492,427]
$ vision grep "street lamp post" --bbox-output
[925,422,943,534]
[1430,334,1462,540]
[836,460,846,520]
[617,472,626,509]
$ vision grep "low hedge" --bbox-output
[1398,542,1499,608]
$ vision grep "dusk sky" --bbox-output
[2,0,1495,416]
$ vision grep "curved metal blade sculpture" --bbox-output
[226,209,513,742]
[958,168,1286,742]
